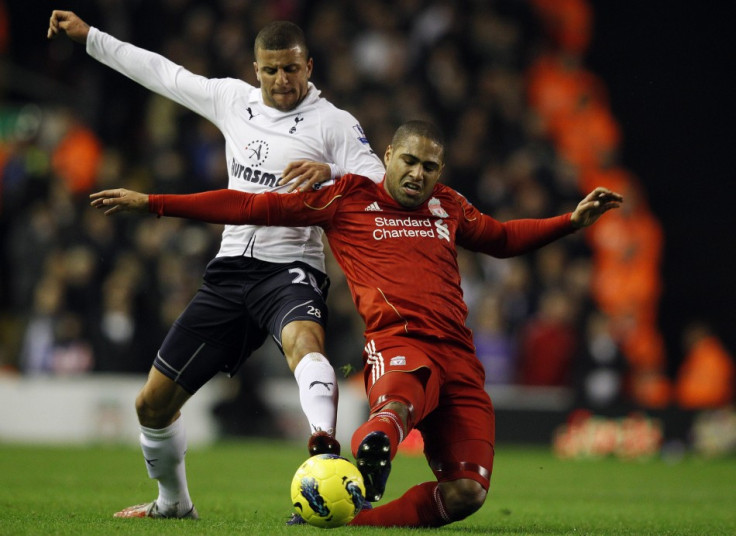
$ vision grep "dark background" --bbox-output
[4,1,735,374]
[587,2,736,372]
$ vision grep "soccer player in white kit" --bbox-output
[48,10,385,519]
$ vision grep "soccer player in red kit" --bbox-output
[91,120,622,528]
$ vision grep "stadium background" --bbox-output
[586,1,736,367]
[1,1,734,446]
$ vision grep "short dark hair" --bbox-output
[254,21,309,58]
[391,120,446,158]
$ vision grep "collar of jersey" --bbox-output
[375,178,436,213]
[252,82,321,117]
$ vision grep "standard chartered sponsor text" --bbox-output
[373,216,435,240]
[375,216,431,227]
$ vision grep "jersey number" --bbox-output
[289,267,320,292]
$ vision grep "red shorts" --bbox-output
[362,336,495,489]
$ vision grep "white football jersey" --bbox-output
[87,28,385,273]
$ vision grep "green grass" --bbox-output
[0,440,734,535]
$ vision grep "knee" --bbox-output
[439,479,487,521]
[135,390,177,428]
[135,392,161,428]
[133,368,189,428]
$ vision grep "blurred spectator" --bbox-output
[675,322,735,410]
[574,311,627,409]
[1,0,674,414]
[91,252,146,372]
[531,0,593,56]
[552,97,621,171]
[482,256,535,336]
[473,290,516,385]
[19,274,93,374]
[583,170,668,406]
[51,111,102,195]
[19,275,64,373]
[351,2,410,86]
[527,52,609,142]
[7,201,59,309]
[516,288,578,386]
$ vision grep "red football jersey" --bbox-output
[150,175,575,350]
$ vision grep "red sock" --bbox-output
[350,482,451,527]
[351,408,405,460]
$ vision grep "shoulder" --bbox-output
[431,184,481,221]
[294,174,376,214]
[308,93,359,127]
[434,183,470,206]
[298,87,368,141]
[334,173,378,192]
[315,174,378,201]
[317,98,355,119]
[215,77,257,95]
[202,78,259,114]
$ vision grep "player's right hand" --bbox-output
[279,160,332,192]
[47,10,90,44]
[90,189,150,216]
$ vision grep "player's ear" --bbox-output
[253,61,261,82]
[306,57,313,79]
[383,145,392,166]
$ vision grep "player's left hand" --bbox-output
[47,10,90,44]
[90,188,149,215]
[279,160,331,192]
[570,187,623,228]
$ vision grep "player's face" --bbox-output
[383,135,444,208]
[254,46,313,112]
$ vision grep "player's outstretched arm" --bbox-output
[570,187,623,229]
[47,10,90,44]
[90,188,149,216]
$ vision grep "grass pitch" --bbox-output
[0,440,734,535]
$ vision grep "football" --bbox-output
[291,454,366,528]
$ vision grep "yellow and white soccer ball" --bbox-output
[291,454,366,528]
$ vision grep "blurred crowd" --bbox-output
[0,0,733,413]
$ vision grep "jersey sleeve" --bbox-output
[86,27,239,125]
[148,184,344,228]
[455,194,576,257]
[322,108,385,183]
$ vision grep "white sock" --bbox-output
[294,352,338,435]
[139,418,193,514]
